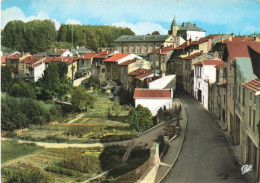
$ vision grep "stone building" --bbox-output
[6,52,31,74]
[148,46,174,76]
[114,35,184,58]
[242,78,260,179]
[193,60,224,110]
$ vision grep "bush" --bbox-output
[2,168,54,183]
[45,166,80,176]
[1,94,62,131]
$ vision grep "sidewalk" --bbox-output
[207,111,257,183]
[154,98,188,183]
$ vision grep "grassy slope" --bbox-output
[1,141,44,163]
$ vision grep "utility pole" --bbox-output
[71,25,74,49]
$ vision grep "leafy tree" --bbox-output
[9,81,36,99]
[71,86,95,112]
[37,62,70,100]
[128,104,153,132]
[152,31,160,35]
[1,66,13,93]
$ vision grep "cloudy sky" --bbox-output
[1,0,260,35]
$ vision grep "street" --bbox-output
[163,95,251,183]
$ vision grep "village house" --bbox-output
[76,53,97,78]
[242,78,260,178]
[5,52,31,74]
[174,22,206,41]
[209,61,227,127]
[148,75,176,94]
[18,56,46,82]
[167,35,223,91]
[114,35,184,59]
[193,59,224,110]
[223,41,260,146]
[103,53,142,81]
[148,46,174,76]
[91,50,115,86]
[48,49,73,57]
[70,47,93,56]
[133,88,173,116]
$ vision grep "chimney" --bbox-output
[159,49,162,54]
[221,36,223,43]
[213,51,219,59]
[171,88,173,98]
[228,34,233,41]
[208,38,212,51]
[106,50,108,55]
[253,33,256,41]
[187,40,190,46]
[55,48,57,52]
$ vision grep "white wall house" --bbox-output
[149,75,176,91]
[134,89,173,116]
[194,60,224,110]
[61,50,73,57]
[186,31,205,41]
[32,62,46,82]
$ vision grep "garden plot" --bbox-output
[2,141,149,183]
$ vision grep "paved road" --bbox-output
[163,95,251,183]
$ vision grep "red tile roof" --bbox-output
[31,62,44,68]
[215,62,227,70]
[129,68,150,76]
[202,60,224,65]
[58,49,69,52]
[149,46,174,54]
[6,53,24,60]
[190,35,222,45]
[175,42,189,50]
[183,52,202,60]
[242,78,260,93]
[104,53,130,62]
[43,57,77,65]
[135,69,154,80]
[81,53,97,59]
[21,56,42,64]
[134,89,171,98]
[226,41,260,61]
[118,58,137,66]
[222,36,255,44]
[94,51,113,58]
[193,61,202,66]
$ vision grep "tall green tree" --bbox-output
[1,66,13,93]
[128,104,153,132]
[37,62,70,100]
[71,86,95,112]
[9,81,36,99]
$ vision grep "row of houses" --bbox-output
[168,33,260,178]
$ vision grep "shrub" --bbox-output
[45,166,80,176]
[2,168,54,183]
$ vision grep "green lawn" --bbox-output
[1,140,44,163]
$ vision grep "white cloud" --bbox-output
[1,6,61,30]
[65,18,82,25]
[112,22,168,35]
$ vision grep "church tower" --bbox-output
[169,16,179,37]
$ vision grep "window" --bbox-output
[224,93,226,104]
[250,92,253,101]
[254,95,256,104]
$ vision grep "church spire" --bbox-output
[172,16,177,26]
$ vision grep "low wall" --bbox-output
[137,143,160,183]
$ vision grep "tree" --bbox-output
[128,104,153,132]
[9,81,36,99]
[37,62,70,100]
[71,86,95,112]
[1,66,13,93]
[152,31,160,35]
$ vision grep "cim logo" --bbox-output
[241,164,252,174]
